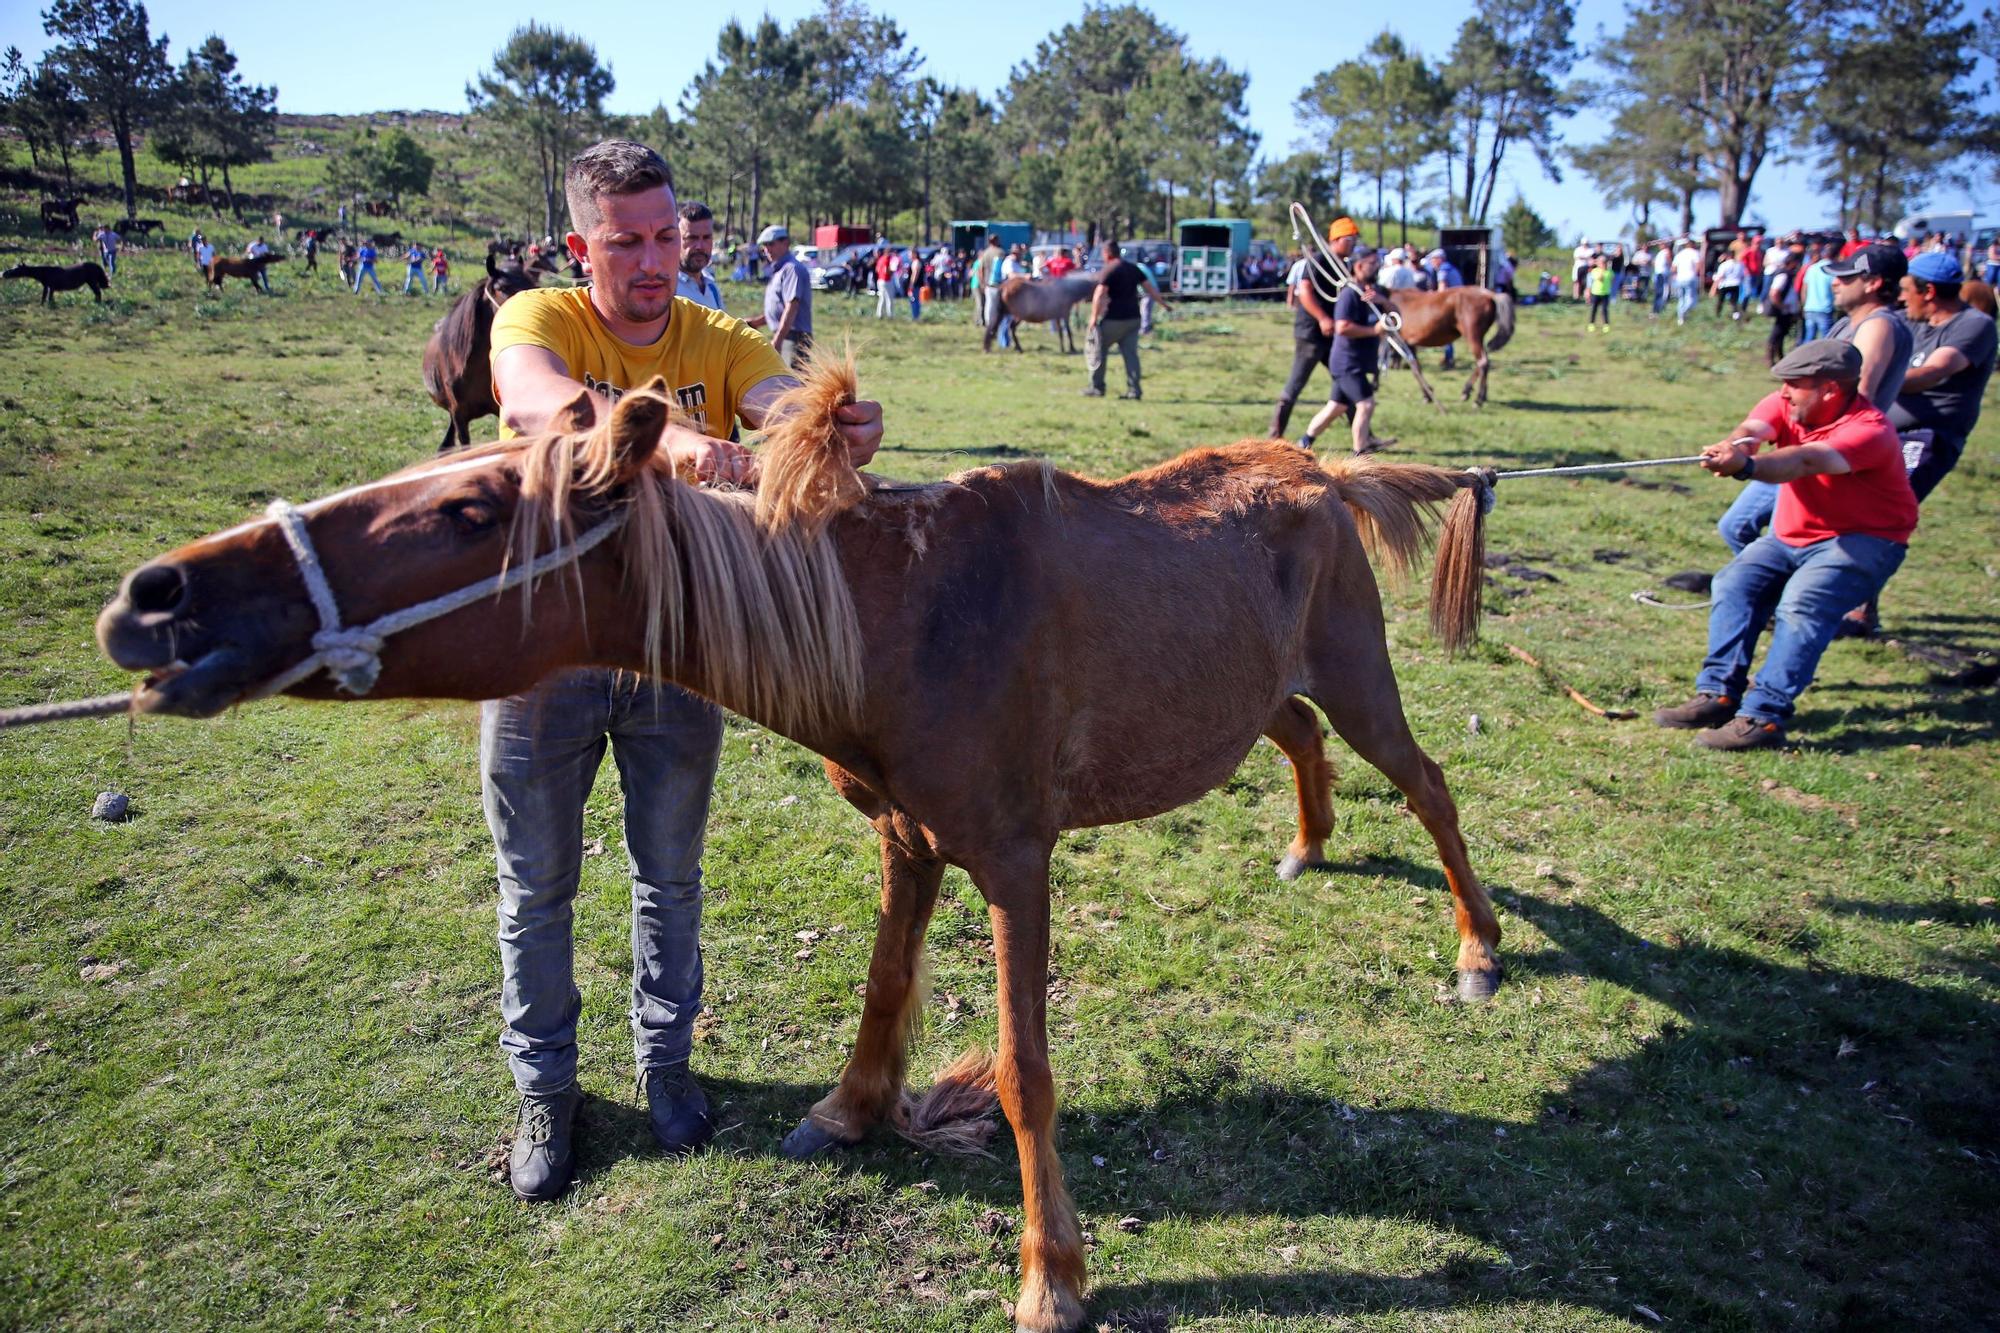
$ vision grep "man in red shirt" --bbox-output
[1654,339,1917,750]
[1044,246,1076,279]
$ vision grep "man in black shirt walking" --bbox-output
[1297,245,1396,454]
[1083,240,1167,399]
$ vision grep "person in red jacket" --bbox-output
[1654,339,1917,750]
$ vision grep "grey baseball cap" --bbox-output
[756,224,788,244]
[1770,339,1863,383]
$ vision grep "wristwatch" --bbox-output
[1738,454,1757,480]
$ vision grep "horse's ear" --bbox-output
[550,389,595,435]
[606,387,667,477]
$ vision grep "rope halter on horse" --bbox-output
[254,498,629,701]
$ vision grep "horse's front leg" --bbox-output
[976,846,1086,1333]
[781,833,944,1157]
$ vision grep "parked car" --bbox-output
[810,242,878,292]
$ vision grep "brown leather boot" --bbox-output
[1653,692,1736,729]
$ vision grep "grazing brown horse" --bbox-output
[95,358,1497,1333]
[204,254,283,291]
[421,253,546,450]
[985,275,1099,354]
[1381,286,1516,406]
[3,261,109,305]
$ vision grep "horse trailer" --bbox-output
[1175,218,1252,295]
[950,220,1032,258]
[1437,225,1503,288]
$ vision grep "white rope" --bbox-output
[253,499,629,700]
[1491,455,1709,479]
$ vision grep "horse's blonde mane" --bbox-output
[476,381,865,737]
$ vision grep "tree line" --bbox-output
[6,0,1996,248]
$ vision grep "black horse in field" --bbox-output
[3,261,110,305]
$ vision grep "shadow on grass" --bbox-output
[1793,688,2000,750]
[564,892,2000,1328]
[1488,398,1612,414]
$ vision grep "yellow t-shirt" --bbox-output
[490,287,789,439]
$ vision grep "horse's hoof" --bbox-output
[779,1117,852,1161]
[1275,853,1330,881]
[1456,967,1503,1003]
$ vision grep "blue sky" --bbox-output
[7,0,1994,240]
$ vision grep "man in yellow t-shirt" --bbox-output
[483,140,884,1203]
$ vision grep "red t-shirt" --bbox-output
[1745,391,1917,545]
[1045,255,1076,278]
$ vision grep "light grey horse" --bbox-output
[984,275,1099,354]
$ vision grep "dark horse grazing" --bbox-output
[3,261,109,305]
[985,275,1099,354]
[204,254,284,291]
[422,253,546,450]
[1381,286,1516,406]
[95,358,1497,1333]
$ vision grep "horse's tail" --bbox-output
[1485,292,1516,353]
[1320,456,1486,653]
[754,343,867,537]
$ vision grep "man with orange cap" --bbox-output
[1269,218,1363,437]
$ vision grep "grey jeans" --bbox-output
[1087,317,1142,395]
[481,668,724,1094]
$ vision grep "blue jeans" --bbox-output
[1676,278,1698,321]
[101,250,117,276]
[1801,311,1833,342]
[1717,480,1779,554]
[482,669,723,1094]
[355,262,382,293]
[405,266,427,293]
[1651,273,1668,312]
[1697,534,1907,722]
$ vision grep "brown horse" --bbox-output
[421,253,546,450]
[95,359,1497,1333]
[3,261,109,305]
[204,254,283,291]
[1964,279,1996,319]
[1380,286,1516,406]
[985,275,1098,354]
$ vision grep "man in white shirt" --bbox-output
[1672,241,1702,324]
[1651,243,1673,315]
[674,200,724,311]
[1572,238,1594,299]
[1714,253,1747,320]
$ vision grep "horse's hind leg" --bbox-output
[1304,615,1501,1000]
[1467,328,1490,407]
[973,844,1086,1333]
[781,832,945,1157]
[1264,696,1336,879]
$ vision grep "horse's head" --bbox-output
[96,387,672,718]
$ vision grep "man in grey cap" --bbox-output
[1655,339,1918,750]
[746,223,813,368]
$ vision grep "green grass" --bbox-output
[1,229,1997,1332]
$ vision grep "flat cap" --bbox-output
[756,224,789,244]
[1770,338,1862,383]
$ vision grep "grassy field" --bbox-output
[1,225,1996,1333]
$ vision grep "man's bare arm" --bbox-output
[492,342,752,482]
[1901,345,1970,393]
[494,343,601,437]
[1851,317,1895,403]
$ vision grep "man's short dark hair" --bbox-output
[680,200,713,225]
[1917,279,1962,303]
[1102,240,1121,259]
[565,141,675,235]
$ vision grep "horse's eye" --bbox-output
[441,499,496,531]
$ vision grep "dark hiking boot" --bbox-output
[1696,715,1787,751]
[641,1062,713,1155]
[509,1084,581,1202]
[1653,692,1736,729]
[1080,387,1105,397]
[1118,391,1142,400]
